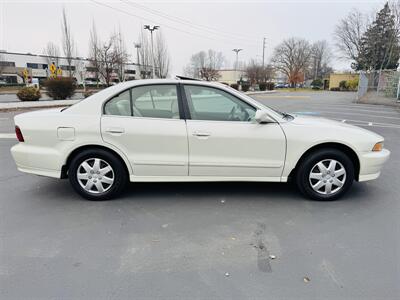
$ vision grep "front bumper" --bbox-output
[358,149,390,182]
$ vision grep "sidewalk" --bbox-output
[0,99,80,111]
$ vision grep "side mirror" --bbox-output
[255,110,275,124]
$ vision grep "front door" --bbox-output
[183,84,286,178]
[101,84,188,177]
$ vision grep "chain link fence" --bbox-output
[357,70,400,103]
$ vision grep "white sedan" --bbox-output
[11,79,390,201]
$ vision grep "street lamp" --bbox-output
[134,43,141,78]
[144,25,159,79]
[232,48,243,84]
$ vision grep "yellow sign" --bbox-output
[56,67,62,76]
[23,68,29,77]
[49,63,56,73]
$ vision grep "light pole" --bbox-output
[262,37,266,67]
[144,25,159,79]
[134,43,141,78]
[232,48,243,84]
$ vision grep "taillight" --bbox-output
[15,126,24,142]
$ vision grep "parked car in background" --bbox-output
[11,79,390,201]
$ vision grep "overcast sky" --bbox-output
[0,0,387,76]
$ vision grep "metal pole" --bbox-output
[144,25,159,79]
[150,31,155,79]
[397,76,400,101]
[262,37,266,67]
[232,49,243,84]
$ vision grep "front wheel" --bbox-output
[295,149,355,201]
[68,149,128,200]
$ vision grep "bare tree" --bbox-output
[334,9,367,68]
[137,29,152,79]
[184,49,224,81]
[88,21,101,86]
[43,42,60,67]
[61,8,75,77]
[271,38,312,87]
[246,59,274,84]
[113,28,129,82]
[310,40,332,79]
[97,36,118,86]
[154,30,170,78]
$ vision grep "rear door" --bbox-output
[183,84,286,178]
[101,84,188,177]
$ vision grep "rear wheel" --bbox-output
[295,149,354,201]
[68,149,127,200]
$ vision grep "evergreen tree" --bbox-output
[356,2,400,70]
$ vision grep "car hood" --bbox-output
[282,114,384,152]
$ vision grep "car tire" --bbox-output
[295,148,355,201]
[68,148,128,200]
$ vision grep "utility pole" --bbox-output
[262,37,266,67]
[232,48,243,84]
[144,25,159,79]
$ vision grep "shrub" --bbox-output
[16,87,41,101]
[339,80,348,91]
[330,87,340,91]
[347,78,359,91]
[311,78,323,87]
[266,82,275,90]
[44,77,76,100]
[241,83,250,92]
[230,83,239,90]
[259,83,267,91]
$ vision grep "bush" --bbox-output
[44,77,76,100]
[230,83,239,90]
[330,87,340,91]
[16,87,41,101]
[339,80,348,91]
[311,78,323,87]
[266,82,275,90]
[259,83,267,91]
[241,83,250,92]
[347,78,359,91]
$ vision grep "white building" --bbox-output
[218,69,247,85]
[0,50,149,85]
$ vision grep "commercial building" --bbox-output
[0,50,150,85]
[218,69,247,85]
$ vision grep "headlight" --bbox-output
[372,142,384,152]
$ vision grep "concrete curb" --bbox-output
[0,99,80,111]
[245,90,277,96]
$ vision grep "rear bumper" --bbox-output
[11,143,62,178]
[358,149,390,182]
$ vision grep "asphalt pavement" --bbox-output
[0,91,399,299]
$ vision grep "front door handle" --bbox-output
[193,131,211,137]
[105,127,125,134]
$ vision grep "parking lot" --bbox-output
[1,91,399,299]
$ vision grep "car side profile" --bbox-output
[11,79,390,200]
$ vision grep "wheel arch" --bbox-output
[288,142,360,181]
[61,144,131,179]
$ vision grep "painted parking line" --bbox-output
[309,103,399,112]
[309,111,400,120]
[301,106,400,115]
[330,118,400,129]
[0,133,15,139]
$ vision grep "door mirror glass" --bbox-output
[255,110,275,123]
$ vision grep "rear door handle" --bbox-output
[193,131,211,137]
[105,127,125,134]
